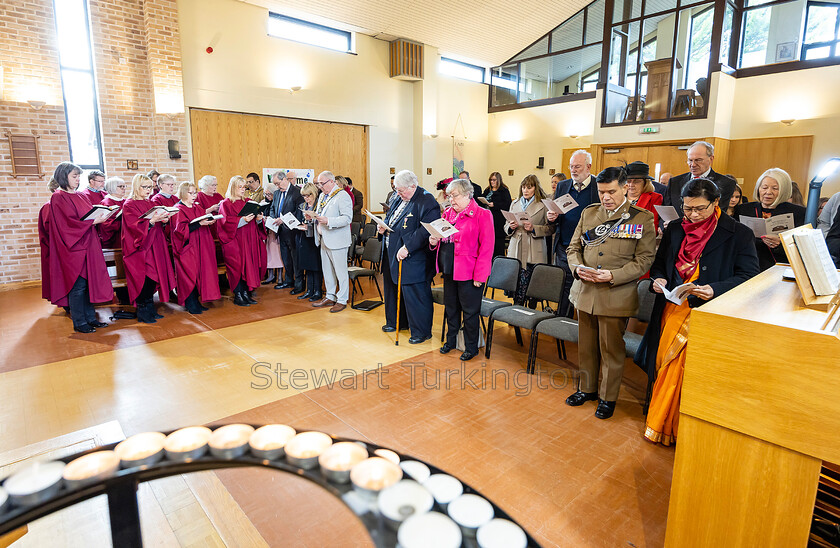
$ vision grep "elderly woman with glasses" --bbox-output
[122,173,177,323]
[428,177,495,361]
[637,178,759,446]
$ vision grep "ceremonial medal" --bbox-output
[609,223,644,239]
[581,213,630,247]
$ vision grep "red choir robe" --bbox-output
[122,198,176,305]
[38,201,51,301]
[218,198,267,291]
[151,192,179,243]
[47,190,114,307]
[97,196,124,248]
[79,187,105,205]
[172,202,222,305]
[197,191,224,239]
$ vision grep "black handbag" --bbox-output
[438,242,455,276]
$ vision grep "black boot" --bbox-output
[233,291,250,307]
[185,290,203,314]
[137,301,157,323]
[262,268,277,285]
[246,290,258,304]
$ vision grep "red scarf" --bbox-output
[676,206,721,280]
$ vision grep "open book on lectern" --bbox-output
[780,225,840,307]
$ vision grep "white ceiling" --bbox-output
[239,0,595,67]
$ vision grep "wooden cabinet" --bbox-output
[643,59,675,121]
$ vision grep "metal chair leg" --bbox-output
[527,330,539,374]
[560,340,567,360]
[485,318,495,359]
[514,326,523,346]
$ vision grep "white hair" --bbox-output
[571,149,592,165]
[446,178,473,198]
[318,170,335,183]
[689,141,714,157]
[394,170,419,189]
[157,173,176,186]
[104,177,125,195]
[197,175,217,191]
[754,167,792,208]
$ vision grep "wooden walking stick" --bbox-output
[395,260,403,346]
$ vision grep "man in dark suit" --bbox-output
[664,141,736,216]
[346,177,364,223]
[378,170,441,343]
[269,170,305,292]
[459,171,486,208]
[546,150,600,316]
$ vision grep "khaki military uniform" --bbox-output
[566,199,656,401]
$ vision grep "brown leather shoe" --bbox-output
[329,303,346,313]
[312,298,335,308]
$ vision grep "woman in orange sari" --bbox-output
[636,178,759,445]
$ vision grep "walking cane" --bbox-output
[395,260,403,346]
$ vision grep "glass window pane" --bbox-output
[740,0,806,68]
[440,59,485,83]
[746,0,775,6]
[671,3,713,118]
[805,6,839,44]
[490,65,518,107]
[720,4,735,65]
[613,0,643,23]
[608,21,641,88]
[53,0,92,70]
[740,7,771,67]
[646,0,678,16]
[267,15,351,53]
[61,70,101,167]
[804,45,831,59]
[509,36,549,62]
[551,12,584,52]
[685,6,713,89]
[585,0,606,44]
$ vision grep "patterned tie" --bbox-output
[574,182,583,193]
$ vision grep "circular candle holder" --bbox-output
[164,426,212,461]
[285,431,332,470]
[115,432,166,468]
[63,451,120,490]
[377,479,434,530]
[249,424,296,460]
[350,457,403,499]
[477,518,528,548]
[373,448,400,464]
[319,442,368,484]
[400,460,431,483]
[209,424,255,460]
[447,493,495,537]
[397,511,462,548]
[423,474,463,510]
[3,461,66,507]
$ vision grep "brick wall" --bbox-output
[0,0,189,285]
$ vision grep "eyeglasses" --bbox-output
[687,159,707,165]
[140,185,153,190]
[569,164,585,170]
[682,202,712,214]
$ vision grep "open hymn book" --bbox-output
[652,280,695,305]
[780,225,840,308]
[421,219,458,239]
[81,204,120,222]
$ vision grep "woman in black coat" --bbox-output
[482,172,512,259]
[734,168,806,271]
[636,178,759,446]
[294,183,323,301]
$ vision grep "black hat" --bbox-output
[625,161,653,180]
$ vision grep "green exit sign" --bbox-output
[639,126,660,134]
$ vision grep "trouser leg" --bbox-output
[459,280,483,353]
[382,258,407,328]
[554,246,574,317]
[402,281,433,339]
[443,275,462,347]
[332,247,350,304]
[320,246,337,301]
[68,276,90,328]
[599,316,629,401]
[577,310,601,394]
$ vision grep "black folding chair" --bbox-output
[348,238,383,309]
[479,256,521,336]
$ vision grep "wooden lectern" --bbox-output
[665,265,840,547]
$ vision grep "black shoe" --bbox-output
[297,290,313,300]
[440,343,454,354]
[308,292,323,302]
[290,287,305,295]
[262,271,277,285]
[74,324,96,333]
[460,350,478,361]
[233,292,251,307]
[382,325,396,333]
[136,306,157,323]
[199,304,210,311]
[408,334,432,344]
[274,282,292,290]
[595,400,616,419]
[153,311,164,319]
[246,291,258,304]
[89,320,109,328]
[185,303,203,314]
[565,391,599,407]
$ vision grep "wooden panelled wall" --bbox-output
[190,109,369,199]
[561,135,813,202]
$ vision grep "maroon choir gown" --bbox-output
[172,202,221,305]
[197,191,224,239]
[151,192,178,243]
[47,190,113,307]
[97,196,124,248]
[79,188,105,205]
[218,198,267,291]
[121,199,176,305]
[38,201,51,301]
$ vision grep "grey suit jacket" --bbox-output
[313,188,353,250]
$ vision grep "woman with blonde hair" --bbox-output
[734,167,806,271]
[505,175,550,266]
[218,175,267,306]
[121,173,176,323]
[294,182,323,301]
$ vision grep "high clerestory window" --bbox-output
[267,13,354,54]
[53,0,104,170]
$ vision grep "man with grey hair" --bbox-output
[80,169,106,205]
[269,170,305,291]
[312,170,353,312]
[546,149,598,316]
[378,169,440,342]
[664,140,736,216]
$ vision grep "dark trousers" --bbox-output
[553,245,574,317]
[138,277,157,304]
[382,258,432,338]
[443,275,483,353]
[279,232,302,289]
[68,276,97,328]
[185,288,201,312]
[305,270,322,295]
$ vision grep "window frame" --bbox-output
[267,12,354,54]
[439,57,488,84]
[802,0,840,59]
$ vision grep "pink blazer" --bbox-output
[435,199,495,282]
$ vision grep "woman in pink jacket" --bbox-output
[429,178,495,361]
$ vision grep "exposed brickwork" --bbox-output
[0,0,189,284]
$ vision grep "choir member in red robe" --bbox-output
[218,175,267,306]
[151,173,178,243]
[48,162,113,333]
[148,169,160,198]
[97,176,127,248]
[38,177,60,302]
[173,182,222,313]
[78,169,106,205]
[122,173,176,323]
[197,175,224,239]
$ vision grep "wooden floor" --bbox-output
[0,278,675,547]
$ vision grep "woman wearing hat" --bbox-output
[625,161,662,227]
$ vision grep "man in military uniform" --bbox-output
[565,166,656,419]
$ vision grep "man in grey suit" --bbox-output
[312,170,353,313]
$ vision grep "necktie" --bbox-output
[278,191,286,210]
[574,183,583,192]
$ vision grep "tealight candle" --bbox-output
[249,424,296,460]
[209,424,255,459]
[397,511,462,548]
[476,518,527,548]
[377,479,434,529]
[115,432,166,468]
[447,494,495,537]
[164,426,212,461]
[423,474,463,510]
[285,431,332,469]
[63,451,120,490]
[374,448,400,464]
[350,457,402,498]
[400,460,430,483]
[318,442,368,483]
[3,461,66,506]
